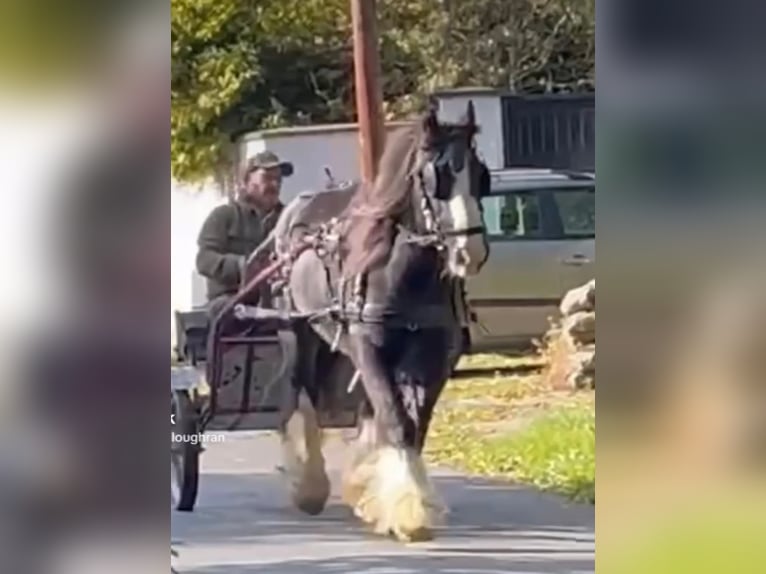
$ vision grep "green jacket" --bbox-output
[195,200,283,301]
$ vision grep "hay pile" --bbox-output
[541,279,595,390]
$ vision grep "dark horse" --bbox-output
[269,103,490,541]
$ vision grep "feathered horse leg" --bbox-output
[279,327,329,515]
[281,390,330,515]
[344,337,446,542]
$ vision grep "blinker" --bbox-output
[430,140,465,201]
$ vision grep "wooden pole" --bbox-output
[351,0,385,183]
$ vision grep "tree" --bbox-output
[171,0,257,185]
[386,0,595,94]
[171,0,595,186]
[171,0,352,186]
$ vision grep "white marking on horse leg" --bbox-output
[355,445,447,542]
[281,390,330,515]
[341,416,377,508]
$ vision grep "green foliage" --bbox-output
[172,0,259,183]
[428,352,595,503]
[489,406,595,502]
[172,0,353,183]
[429,401,595,503]
[171,0,595,184]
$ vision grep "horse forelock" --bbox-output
[342,125,421,276]
[350,126,420,218]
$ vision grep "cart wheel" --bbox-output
[171,390,200,512]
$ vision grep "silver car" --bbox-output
[466,169,595,351]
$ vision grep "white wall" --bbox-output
[244,130,355,203]
[170,181,224,343]
[241,122,412,203]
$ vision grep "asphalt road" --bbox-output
[171,431,594,574]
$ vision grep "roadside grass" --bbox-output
[455,352,546,371]
[427,353,595,503]
[441,373,544,404]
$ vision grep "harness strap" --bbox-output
[397,224,485,248]
[442,226,486,238]
[346,302,456,330]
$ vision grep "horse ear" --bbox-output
[464,100,476,127]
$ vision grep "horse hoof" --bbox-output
[392,526,434,543]
[294,496,327,516]
[291,472,330,516]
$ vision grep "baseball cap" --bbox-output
[243,151,294,178]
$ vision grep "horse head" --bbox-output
[413,101,490,278]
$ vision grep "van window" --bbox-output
[482,192,543,238]
[552,188,595,238]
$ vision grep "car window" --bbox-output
[552,187,595,238]
[482,191,543,239]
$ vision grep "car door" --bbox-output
[466,188,569,350]
[547,187,596,292]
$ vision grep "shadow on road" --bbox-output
[182,553,594,574]
[172,469,593,573]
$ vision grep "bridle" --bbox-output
[399,138,487,250]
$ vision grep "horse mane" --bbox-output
[341,124,422,277]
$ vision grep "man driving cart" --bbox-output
[195,151,293,319]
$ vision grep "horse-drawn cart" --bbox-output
[171,187,362,512]
[170,104,490,545]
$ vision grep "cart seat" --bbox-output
[174,306,292,366]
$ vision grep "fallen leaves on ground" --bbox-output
[427,353,595,503]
